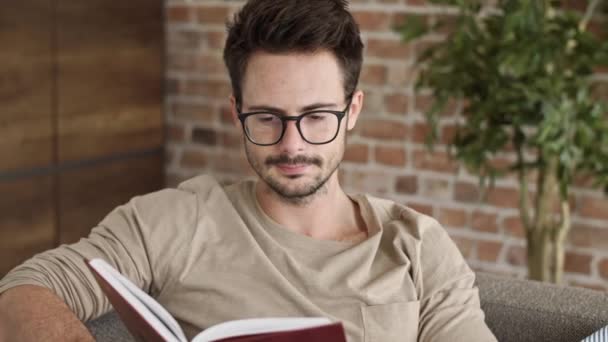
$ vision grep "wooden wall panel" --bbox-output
[0,177,55,275]
[0,0,54,172]
[56,0,164,163]
[0,0,164,278]
[58,152,163,244]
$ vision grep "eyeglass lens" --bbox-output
[244,112,340,144]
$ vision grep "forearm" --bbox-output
[0,285,94,342]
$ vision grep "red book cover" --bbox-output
[86,258,347,342]
[213,323,346,341]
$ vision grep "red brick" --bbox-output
[564,252,592,275]
[392,13,429,29]
[486,186,520,209]
[166,124,186,143]
[195,6,230,25]
[168,29,205,51]
[411,122,431,144]
[375,146,406,166]
[413,149,458,173]
[359,120,408,140]
[167,5,192,23]
[172,102,215,122]
[599,258,608,280]
[452,236,474,259]
[366,39,411,60]
[180,149,207,168]
[440,124,457,144]
[477,240,503,262]
[568,224,608,250]
[573,173,595,188]
[414,95,459,115]
[191,127,218,146]
[414,94,434,113]
[168,53,196,72]
[395,175,418,194]
[408,202,433,216]
[194,54,226,75]
[384,93,409,115]
[350,171,392,194]
[438,207,467,228]
[386,64,416,87]
[471,210,499,233]
[578,196,608,220]
[360,64,388,85]
[220,131,242,148]
[344,144,369,163]
[352,11,392,31]
[205,31,226,49]
[506,245,527,266]
[454,182,480,203]
[503,216,526,239]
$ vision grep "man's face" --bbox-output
[231,50,362,203]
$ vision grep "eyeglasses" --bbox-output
[237,98,352,146]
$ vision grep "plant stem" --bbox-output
[552,201,571,284]
[580,0,601,31]
[529,154,560,281]
[516,140,532,231]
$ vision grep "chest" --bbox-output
[155,238,420,342]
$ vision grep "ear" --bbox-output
[346,90,364,131]
[229,95,241,129]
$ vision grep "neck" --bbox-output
[255,174,366,242]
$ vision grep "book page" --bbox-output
[192,317,332,342]
[89,258,188,342]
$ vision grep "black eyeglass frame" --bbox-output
[236,97,353,146]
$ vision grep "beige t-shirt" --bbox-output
[0,175,496,341]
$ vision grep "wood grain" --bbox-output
[58,152,163,244]
[0,176,55,276]
[0,0,54,172]
[56,0,164,162]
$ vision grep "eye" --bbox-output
[304,113,329,121]
[255,114,279,123]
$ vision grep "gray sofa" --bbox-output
[86,272,608,342]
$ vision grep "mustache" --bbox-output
[265,154,323,167]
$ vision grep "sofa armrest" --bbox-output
[86,311,133,342]
[476,272,608,342]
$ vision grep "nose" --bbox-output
[278,119,305,153]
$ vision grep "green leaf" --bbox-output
[396,16,429,42]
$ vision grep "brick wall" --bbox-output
[165,0,608,290]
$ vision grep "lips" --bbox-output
[276,163,309,175]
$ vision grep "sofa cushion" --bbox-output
[476,272,608,342]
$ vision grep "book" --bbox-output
[86,258,347,342]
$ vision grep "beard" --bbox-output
[244,142,343,205]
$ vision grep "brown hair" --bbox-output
[223,0,364,105]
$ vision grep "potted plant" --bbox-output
[399,0,608,283]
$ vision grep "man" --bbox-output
[0,0,496,341]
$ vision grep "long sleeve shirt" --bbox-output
[0,174,496,341]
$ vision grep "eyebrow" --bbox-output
[245,102,338,114]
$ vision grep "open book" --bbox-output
[86,258,346,342]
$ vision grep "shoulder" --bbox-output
[104,175,225,233]
[362,194,445,242]
[363,194,474,296]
